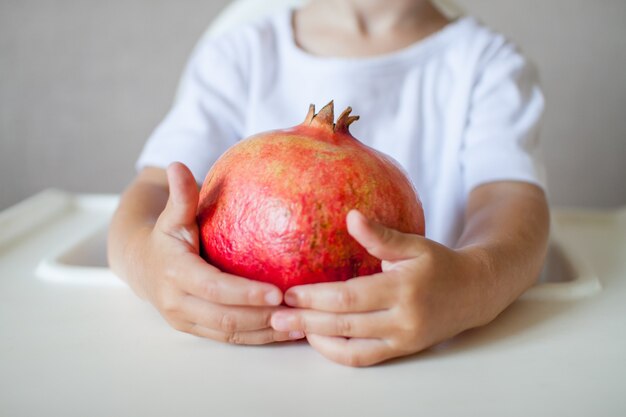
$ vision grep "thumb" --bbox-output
[157,162,200,244]
[346,209,422,262]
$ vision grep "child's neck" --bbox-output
[293,0,450,58]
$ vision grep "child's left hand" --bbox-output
[270,209,491,367]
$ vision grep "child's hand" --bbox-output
[125,163,304,345]
[270,210,489,366]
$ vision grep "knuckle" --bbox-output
[260,310,273,327]
[397,312,427,349]
[255,331,279,345]
[163,261,183,283]
[401,317,421,336]
[218,313,238,333]
[341,351,365,368]
[380,226,395,246]
[226,332,245,345]
[388,338,415,357]
[398,304,423,331]
[170,226,196,247]
[335,316,353,336]
[166,318,189,333]
[399,281,420,305]
[272,331,291,343]
[213,332,230,344]
[278,314,306,333]
[163,266,177,282]
[295,290,311,308]
[417,246,436,267]
[158,293,180,315]
[336,287,357,310]
[245,287,263,305]
[257,331,279,344]
[202,279,220,301]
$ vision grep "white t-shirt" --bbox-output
[137,10,546,247]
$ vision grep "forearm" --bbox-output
[107,168,170,288]
[456,181,550,326]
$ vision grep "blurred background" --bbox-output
[1,0,625,211]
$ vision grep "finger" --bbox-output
[156,162,200,247]
[188,324,305,345]
[271,309,390,338]
[180,295,281,332]
[306,334,396,367]
[284,272,396,312]
[347,209,423,261]
[175,255,283,306]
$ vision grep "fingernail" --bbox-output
[265,291,281,305]
[271,313,292,331]
[284,291,298,306]
[289,331,305,340]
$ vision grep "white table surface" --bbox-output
[1,190,625,417]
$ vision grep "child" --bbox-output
[108,0,549,367]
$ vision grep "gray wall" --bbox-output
[0,0,232,210]
[1,0,625,211]
[455,0,626,208]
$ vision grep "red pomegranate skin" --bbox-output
[197,102,425,292]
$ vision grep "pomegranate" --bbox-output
[197,102,425,292]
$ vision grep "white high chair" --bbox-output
[176,0,463,99]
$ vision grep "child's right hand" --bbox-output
[120,163,304,345]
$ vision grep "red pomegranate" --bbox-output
[197,102,425,292]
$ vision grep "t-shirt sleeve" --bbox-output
[136,32,249,184]
[460,38,547,196]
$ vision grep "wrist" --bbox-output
[116,225,154,300]
[456,245,500,328]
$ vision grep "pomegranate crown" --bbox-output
[303,101,360,134]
